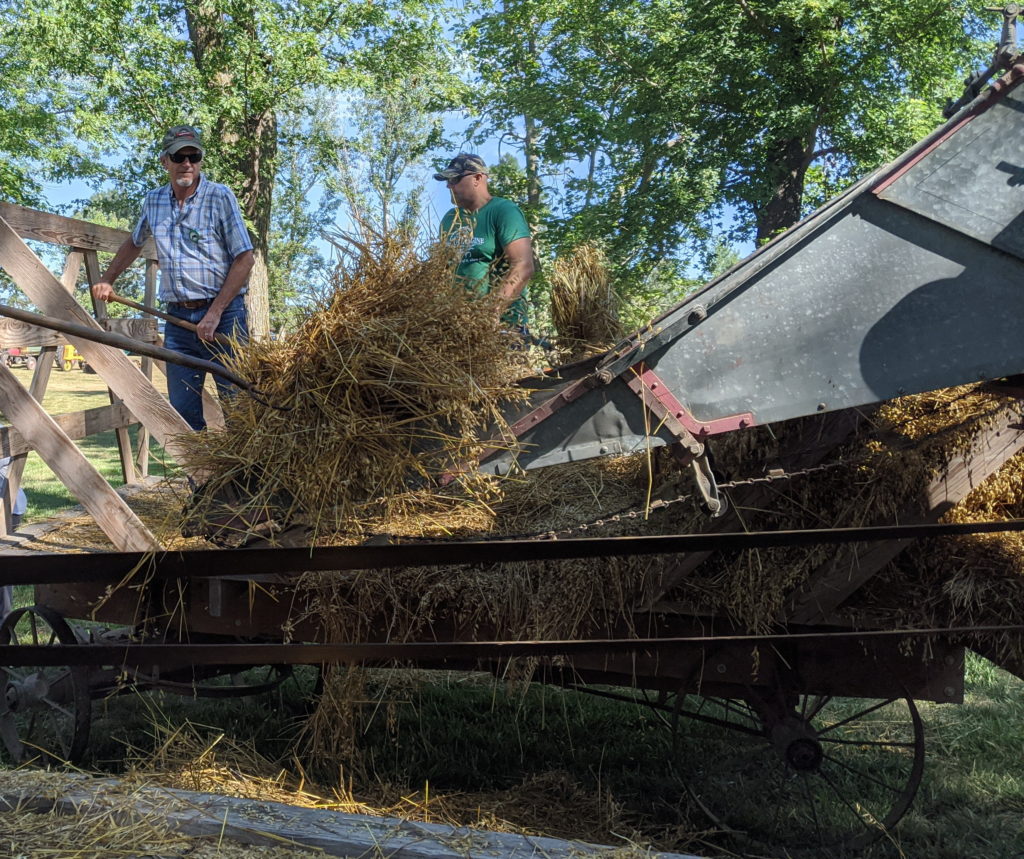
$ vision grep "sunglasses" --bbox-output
[446,173,476,186]
[169,152,203,164]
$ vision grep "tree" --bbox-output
[332,75,451,239]
[463,0,992,278]
[9,0,450,335]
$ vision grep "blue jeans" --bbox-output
[163,295,248,431]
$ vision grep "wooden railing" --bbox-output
[0,202,189,550]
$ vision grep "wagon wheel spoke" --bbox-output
[816,697,898,736]
[673,682,925,855]
[821,750,906,794]
[0,606,92,766]
[803,693,832,722]
[798,773,827,848]
[817,765,884,835]
[821,736,918,749]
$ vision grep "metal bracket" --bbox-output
[625,364,734,517]
[944,3,1021,117]
[624,363,755,441]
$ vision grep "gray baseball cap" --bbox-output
[161,125,205,156]
[434,153,488,181]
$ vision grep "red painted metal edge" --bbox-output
[629,365,754,438]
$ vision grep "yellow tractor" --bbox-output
[57,343,85,371]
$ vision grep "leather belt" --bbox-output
[169,299,212,310]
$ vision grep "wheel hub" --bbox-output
[4,673,49,712]
[785,735,824,772]
[770,715,824,772]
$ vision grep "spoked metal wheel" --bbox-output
[672,688,925,855]
[0,606,91,765]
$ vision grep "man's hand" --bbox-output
[90,237,143,303]
[196,307,223,342]
[91,281,116,302]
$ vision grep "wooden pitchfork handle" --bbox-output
[109,293,233,346]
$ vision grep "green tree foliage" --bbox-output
[6,0,450,333]
[332,75,452,239]
[463,0,993,288]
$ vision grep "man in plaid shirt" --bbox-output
[91,125,254,430]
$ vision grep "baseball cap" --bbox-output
[161,125,205,156]
[434,153,488,181]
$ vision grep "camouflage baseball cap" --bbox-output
[161,125,205,156]
[433,153,488,181]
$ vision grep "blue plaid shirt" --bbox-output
[131,176,253,304]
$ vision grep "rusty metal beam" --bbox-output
[639,410,863,611]
[6,519,1024,587]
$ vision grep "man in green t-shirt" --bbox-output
[435,153,535,328]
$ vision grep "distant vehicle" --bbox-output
[3,344,86,371]
[57,344,85,372]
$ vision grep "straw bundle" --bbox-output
[549,243,624,358]
[177,233,532,542]
[672,386,1024,654]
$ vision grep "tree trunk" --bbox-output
[755,129,817,245]
[246,248,271,340]
[524,112,541,210]
[231,108,277,340]
[184,1,276,339]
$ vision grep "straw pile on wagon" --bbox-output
[176,233,532,543]
[171,233,1024,766]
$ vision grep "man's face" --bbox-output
[161,146,202,190]
[448,172,483,207]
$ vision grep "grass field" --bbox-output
[0,362,175,521]
[1,375,1022,858]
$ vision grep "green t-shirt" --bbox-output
[440,196,532,326]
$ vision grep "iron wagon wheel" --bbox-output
[670,684,925,855]
[0,605,92,765]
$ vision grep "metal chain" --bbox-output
[374,388,1024,546]
[534,458,854,540]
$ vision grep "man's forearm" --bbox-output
[495,260,535,309]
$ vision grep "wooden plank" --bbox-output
[0,201,157,259]
[0,777,704,859]
[0,319,64,348]
[0,403,135,458]
[137,260,158,477]
[84,249,135,484]
[60,249,83,292]
[784,405,1024,625]
[0,334,59,536]
[0,216,194,468]
[0,363,160,551]
[100,317,159,342]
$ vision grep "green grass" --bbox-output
[1,363,175,521]
[4,646,1017,859]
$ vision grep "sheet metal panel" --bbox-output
[878,82,1024,260]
